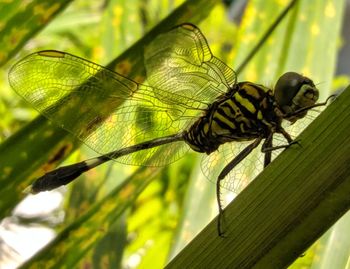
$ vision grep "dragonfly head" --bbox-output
[274,72,319,123]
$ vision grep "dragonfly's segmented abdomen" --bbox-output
[184,82,277,154]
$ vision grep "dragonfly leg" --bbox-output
[286,94,336,117]
[261,128,300,153]
[261,140,299,153]
[216,137,263,237]
[279,128,294,143]
[263,133,273,167]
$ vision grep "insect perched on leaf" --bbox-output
[8,23,332,236]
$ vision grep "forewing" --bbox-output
[8,50,204,166]
[144,23,236,104]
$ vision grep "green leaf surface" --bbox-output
[0,0,73,66]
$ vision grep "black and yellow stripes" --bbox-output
[184,82,276,154]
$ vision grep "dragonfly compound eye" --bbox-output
[274,72,319,122]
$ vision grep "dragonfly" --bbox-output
[8,23,332,236]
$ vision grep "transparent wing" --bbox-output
[8,50,206,166]
[201,110,321,194]
[201,141,265,194]
[144,23,237,103]
[9,24,237,166]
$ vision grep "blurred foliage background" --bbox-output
[0,0,349,268]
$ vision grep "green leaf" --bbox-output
[0,0,73,66]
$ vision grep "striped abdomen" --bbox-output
[184,82,277,154]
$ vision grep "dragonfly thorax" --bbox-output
[184,82,280,154]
